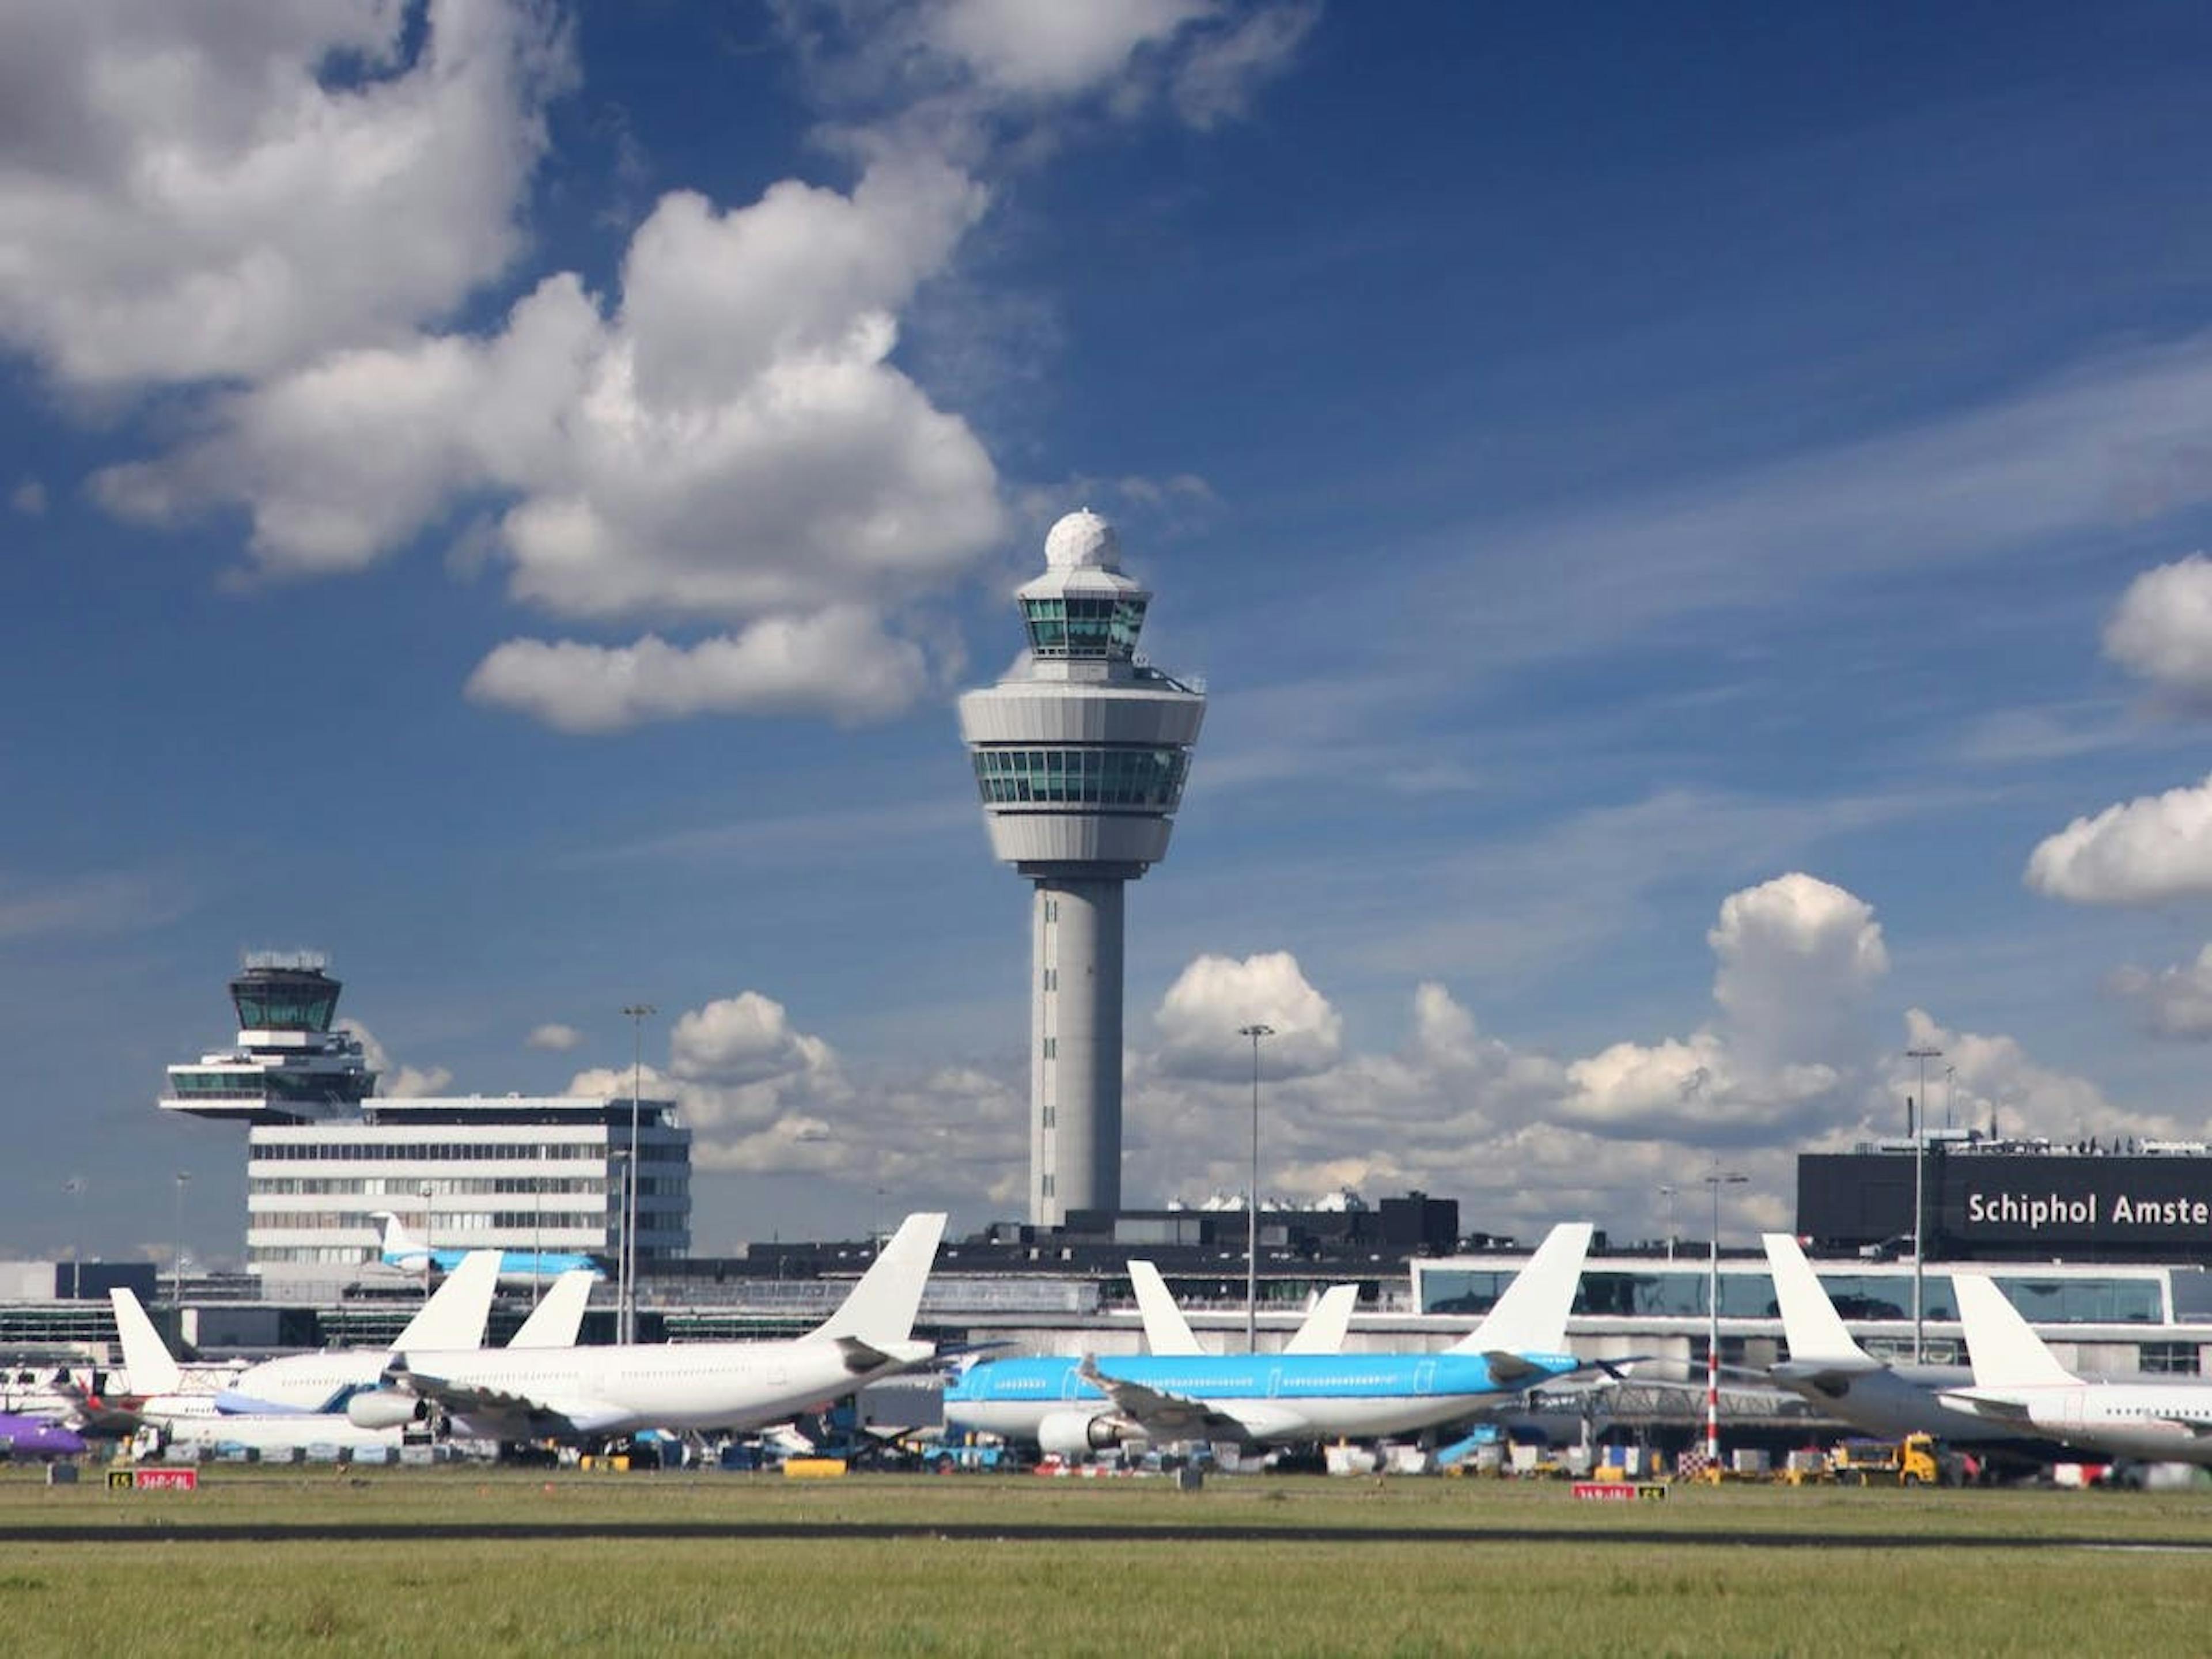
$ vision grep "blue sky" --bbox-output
[11,1,2212,1266]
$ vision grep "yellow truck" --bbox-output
[1827,1433,1953,1487]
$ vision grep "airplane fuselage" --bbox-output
[1956,1382,2212,1465]
[367,1334,922,1440]
[944,1351,1578,1445]
[386,1248,603,1287]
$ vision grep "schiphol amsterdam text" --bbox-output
[1966,1190,2212,1230]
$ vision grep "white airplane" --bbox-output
[1940,1272,2212,1464]
[1758,1233,2018,1446]
[1127,1259,1359,1355]
[201,1249,507,1414]
[342,1211,949,1441]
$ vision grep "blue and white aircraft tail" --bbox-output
[372,1211,605,1287]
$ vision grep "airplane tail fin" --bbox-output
[1762,1233,1873,1365]
[508,1270,597,1350]
[1953,1272,2080,1391]
[1284,1283,1359,1354]
[1127,1259,1203,1355]
[369,1210,419,1263]
[109,1289,183,1397]
[391,1249,501,1351]
[1448,1222,1593,1356]
[814,1213,947,1347]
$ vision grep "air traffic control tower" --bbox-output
[959,511,1206,1225]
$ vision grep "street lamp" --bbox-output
[1702,1164,1747,1466]
[172,1171,191,1308]
[1658,1184,1677,1262]
[1907,1045,1943,1362]
[620,1003,656,1346]
[63,1177,85,1299]
[418,1180,435,1300]
[1237,1023,1274,1354]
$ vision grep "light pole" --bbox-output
[63,1177,85,1299]
[1907,1044,1942,1362]
[1237,1023,1274,1354]
[621,1003,656,1345]
[1658,1184,1677,1262]
[418,1180,435,1300]
[171,1171,191,1307]
[1702,1164,1747,1466]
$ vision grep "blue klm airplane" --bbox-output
[944,1222,1593,1459]
[372,1211,604,1286]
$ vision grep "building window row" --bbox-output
[252,1139,688,1164]
[972,746,1189,809]
[252,1210,608,1232]
[1021,595,1147,660]
[251,1176,615,1198]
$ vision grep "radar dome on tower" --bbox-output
[1043,509,1122,572]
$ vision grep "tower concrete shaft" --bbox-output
[959,511,1206,1225]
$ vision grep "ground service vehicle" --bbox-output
[1828,1433,1952,1486]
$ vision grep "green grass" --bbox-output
[1,1468,2205,1656]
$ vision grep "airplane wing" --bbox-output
[1482,1350,1554,1388]
[384,1361,629,1439]
[2147,1412,2212,1437]
[1073,1358,1306,1445]
[1935,1388,2035,1425]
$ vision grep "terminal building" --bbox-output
[1798,1134,2212,1266]
[161,954,691,1290]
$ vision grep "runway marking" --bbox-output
[1,1521,2208,1551]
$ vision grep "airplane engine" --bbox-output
[1036,1411,1134,1460]
[346,1391,427,1430]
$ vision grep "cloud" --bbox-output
[95,153,1006,726]
[926,0,1213,98]
[0,871,171,941]
[525,1022,582,1052]
[0,0,573,391]
[2107,946,2212,1040]
[1554,874,1883,1141]
[2024,771,2212,904]
[1895,1007,2179,1145]
[464,610,934,732]
[1151,950,1344,1080]
[1168,1,1320,127]
[2104,554,2212,702]
[339,1020,453,1099]
[9,480,44,516]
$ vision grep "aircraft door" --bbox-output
[1414,1361,1437,1395]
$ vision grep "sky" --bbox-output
[12,1,2212,1267]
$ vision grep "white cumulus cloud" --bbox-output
[525,1022,582,1052]
[2107,946,2212,1040]
[464,611,934,733]
[2104,553,2212,700]
[2024,772,2212,904]
[0,0,572,391]
[1152,950,1344,1080]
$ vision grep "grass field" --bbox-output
[0,1467,2205,1657]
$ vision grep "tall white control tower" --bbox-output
[959,511,1207,1225]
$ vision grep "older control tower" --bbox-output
[959,511,1206,1224]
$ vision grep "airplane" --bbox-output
[943,1222,1594,1459]
[107,1267,518,1459]
[339,1211,949,1441]
[1127,1259,1358,1355]
[211,1251,573,1414]
[0,1411,87,1459]
[1755,1232,2028,1448]
[370,1211,604,1286]
[1940,1271,2212,1465]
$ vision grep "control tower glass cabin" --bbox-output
[958,512,1206,1224]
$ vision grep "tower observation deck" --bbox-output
[959,511,1207,1224]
